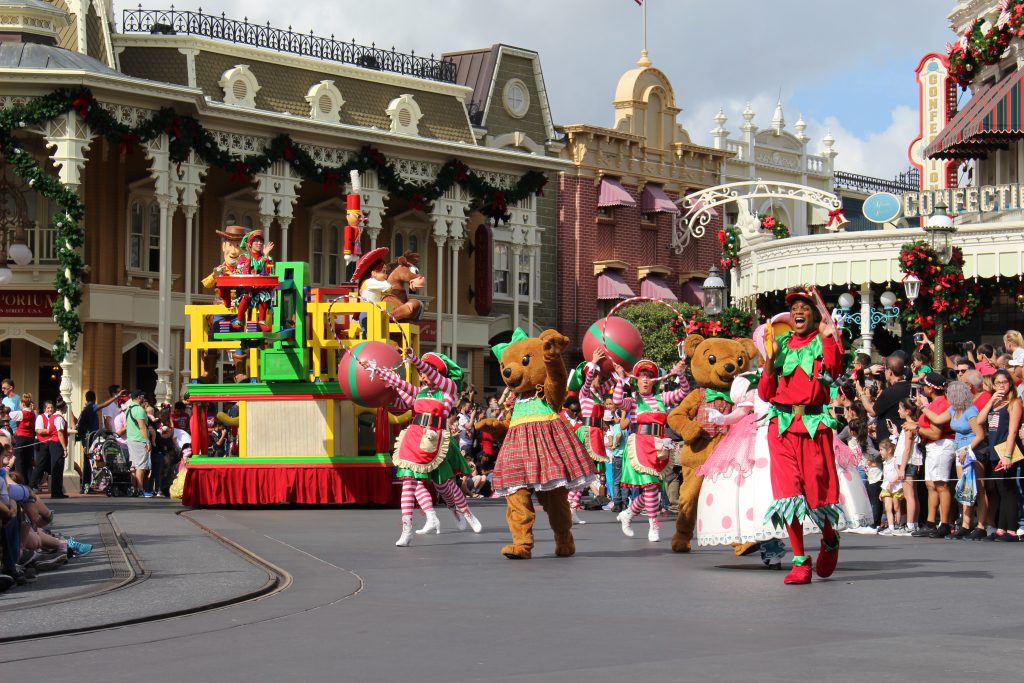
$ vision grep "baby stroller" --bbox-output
[88,431,136,497]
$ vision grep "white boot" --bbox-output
[416,509,440,535]
[463,509,483,533]
[452,508,468,531]
[395,517,414,547]
[571,508,586,526]
[617,509,635,538]
[647,517,661,542]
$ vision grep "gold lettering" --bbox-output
[981,186,997,212]
[965,187,979,213]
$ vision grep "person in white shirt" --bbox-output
[877,439,904,536]
[101,385,126,432]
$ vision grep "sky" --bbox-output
[115,0,959,179]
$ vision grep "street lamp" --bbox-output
[903,274,921,303]
[0,227,32,285]
[702,265,726,316]
[924,199,956,265]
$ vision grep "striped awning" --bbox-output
[597,177,636,208]
[926,70,1024,159]
[640,184,680,214]
[679,279,705,306]
[596,271,636,300]
[640,275,677,301]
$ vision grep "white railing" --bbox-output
[26,222,57,264]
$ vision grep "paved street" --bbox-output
[2,497,1022,682]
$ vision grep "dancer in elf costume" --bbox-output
[758,288,845,585]
[231,229,275,332]
[565,347,622,524]
[617,358,690,542]
[366,349,482,546]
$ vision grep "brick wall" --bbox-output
[556,174,723,354]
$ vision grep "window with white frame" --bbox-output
[517,252,532,297]
[126,187,161,274]
[307,199,347,286]
[221,190,258,233]
[391,227,423,265]
[493,243,509,295]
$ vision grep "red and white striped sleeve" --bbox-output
[660,374,691,408]
[411,355,458,413]
[611,374,626,406]
[377,367,417,408]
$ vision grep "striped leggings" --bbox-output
[628,483,661,519]
[435,478,470,513]
[400,479,435,518]
[567,487,584,510]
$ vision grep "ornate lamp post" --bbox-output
[923,200,957,361]
[702,265,726,316]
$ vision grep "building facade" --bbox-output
[0,1,564,407]
[555,51,729,359]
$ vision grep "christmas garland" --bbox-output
[947,1,1024,88]
[0,87,548,361]
[717,225,741,268]
[898,240,981,337]
[670,305,754,340]
[761,214,790,239]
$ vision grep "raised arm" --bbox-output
[409,353,457,406]
[659,360,691,408]
[372,364,418,407]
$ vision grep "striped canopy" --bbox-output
[926,71,1024,160]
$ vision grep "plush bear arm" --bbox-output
[475,417,510,442]
[539,330,570,412]
[667,390,706,444]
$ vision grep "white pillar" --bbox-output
[181,207,196,395]
[859,283,875,356]
[154,197,174,405]
[280,217,291,260]
[259,213,274,246]
[511,239,523,331]
[528,238,537,333]
[450,237,463,360]
[434,232,446,353]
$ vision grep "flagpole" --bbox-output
[643,0,648,55]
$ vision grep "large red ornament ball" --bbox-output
[582,317,644,377]
[338,341,403,408]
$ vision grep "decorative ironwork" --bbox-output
[833,304,901,330]
[833,169,919,195]
[122,6,458,84]
[673,180,844,253]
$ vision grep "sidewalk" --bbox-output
[2,497,279,640]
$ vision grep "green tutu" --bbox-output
[395,440,471,484]
[620,444,663,488]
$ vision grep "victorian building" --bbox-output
[0,1,564,406]
[555,51,729,358]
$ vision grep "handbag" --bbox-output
[954,465,977,506]
[994,440,1024,465]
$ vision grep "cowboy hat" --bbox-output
[351,247,390,283]
[216,225,246,241]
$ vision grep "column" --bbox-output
[511,239,523,331]
[433,231,446,353]
[449,235,464,361]
[362,170,388,251]
[154,196,174,405]
[527,232,537,333]
[859,283,874,356]
[59,350,80,487]
[280,217,292,260]
[181,207,196,395]
[259,212,275,248]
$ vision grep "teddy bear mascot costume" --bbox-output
[477,328,599,559]
[758,287,845,585]
[667,334,757,554]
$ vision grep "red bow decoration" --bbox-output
[71,91,93,119]
[365,147,386,167]
[118,132,139,155]
[827,207,847,229]
[164,116,183,141]
[453,160,468,183]
[490,191,507,215]
[231,161,251,185]
[408,192,425,212]
[283,138,294,162]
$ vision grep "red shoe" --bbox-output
[257,322,270,332]
[783,556,812,585]
[815,534,840,578]
[229,320,244,332]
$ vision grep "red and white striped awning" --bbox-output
[640,275,677,301]
[596,271,636,300]
[597,177,636,208]
[641,184,680,214]
[679,279,704,306]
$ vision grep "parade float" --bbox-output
[181,251,421,507]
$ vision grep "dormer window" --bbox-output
[305,80,344,123]
[386,94,423,135]
[219,65,260,108]
[502,78,530,118]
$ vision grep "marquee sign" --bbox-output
[0,290,57,317]
[892,183,1024,219]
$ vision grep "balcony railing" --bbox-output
[121,6,458,84]
[833,169,919,195]
[26,223,57,264]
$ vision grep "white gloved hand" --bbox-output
[364,359,380,379]
[704,408,726,425]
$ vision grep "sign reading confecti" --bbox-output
[898,184,1024,218]
[0,290,57,317]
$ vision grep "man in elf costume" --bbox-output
[343,170,363,281]
[758,287,844,585]
[231,229,275,332]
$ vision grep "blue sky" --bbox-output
[114,0,959,178]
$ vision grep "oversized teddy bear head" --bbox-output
[493,328,570,408]
[682,334,758,391]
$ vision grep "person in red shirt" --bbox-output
[758,289,844,585]
[914,373,956,537]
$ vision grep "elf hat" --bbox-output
[632,359,660,377]
[241,229,265,251]
[784,287,814,307]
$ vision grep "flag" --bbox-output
[635,0,643,5]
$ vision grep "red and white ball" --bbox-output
[582,317,644,377]
[338,341,403,408]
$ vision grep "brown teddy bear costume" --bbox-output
[668,334,759,553]
[477,327,599,559]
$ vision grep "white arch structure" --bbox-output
[672,179,846,252]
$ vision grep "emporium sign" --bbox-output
[899,184,1024,218]
[0,290,57,317]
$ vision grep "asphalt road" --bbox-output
[2,498,1022,682]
